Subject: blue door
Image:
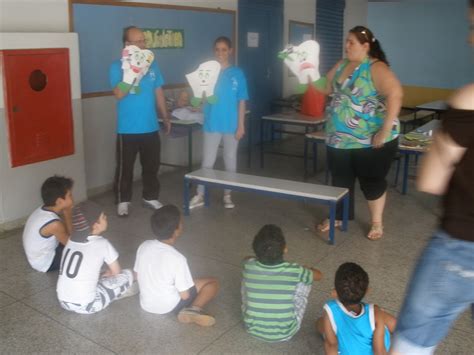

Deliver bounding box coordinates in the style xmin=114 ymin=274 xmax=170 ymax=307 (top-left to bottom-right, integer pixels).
xmin=238 ymin=0 xmax=283 ymax=144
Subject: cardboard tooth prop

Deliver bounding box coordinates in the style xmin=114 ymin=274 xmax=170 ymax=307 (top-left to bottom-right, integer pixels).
xmin=185 ymin=60 xmax=221 ymax=107
xmin=278 ymin=40 xmax=326 ymax=93
xmin=119 ymin=45 xmax=155 ymax=94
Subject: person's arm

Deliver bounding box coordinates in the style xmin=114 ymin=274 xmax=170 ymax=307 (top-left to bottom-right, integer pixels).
xmin=371 ymin=62 xmax=403 ymax=148
xmin=61 ymin=206 xmax=73 ymax=236
xmin=179 ymin=289 xmax=191 ymax=300
xmin=113 ymin=86 xmax=131 ymax=100
xmin=373 ymin=305 xmax=390 ymax=355
xmin=316 ymin=59 xmax=343 ymax=95
xmin=41 ymin=220 xmax=69 ymax=246
xmin=319 ymin=311 xmax=339 ymax=355
xmin=106 ymin=259 xmax=121 ymax=276
xmin=235 ymin=100 xmax=246 ymax=140
xmin=304 ymin=265 xmax=323 ymax=281
xmin=155 ymin=87 xmax=171 ymax=134
xmin=417 ymin=84 xmax=473 ymax=194
xmin=417 ymin=131 xmax=466 ymax=195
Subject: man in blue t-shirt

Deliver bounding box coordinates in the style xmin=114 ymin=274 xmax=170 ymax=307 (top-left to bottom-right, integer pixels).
xmin=109 ymin=26 xmax=171 ymax=217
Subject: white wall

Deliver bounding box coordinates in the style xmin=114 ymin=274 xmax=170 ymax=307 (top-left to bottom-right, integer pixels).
xmin=343 ymin=0 xmax=368 ymax=46
xmin=0 ymin=33 xmax=87 ymax=230
xmin=0 ymin=0 xmax=69 ymax=32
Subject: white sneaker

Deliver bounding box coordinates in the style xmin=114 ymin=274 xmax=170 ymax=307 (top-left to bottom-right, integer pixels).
xmin=189 ymin=194 xmax=204 ymax=209
xmin=142 ymin=199 xmax=163 ymax=210
xmin=223 ymin=194 xmax=235 ymax=209
xmin=117 ymin=202 xmax=130 ymax=217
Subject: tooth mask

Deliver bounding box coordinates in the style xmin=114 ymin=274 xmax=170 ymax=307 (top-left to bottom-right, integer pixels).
xmin=279 ymin=40 xmax=325 ymax=93
xmin=185 ymin=60 xmax=221 ymax=106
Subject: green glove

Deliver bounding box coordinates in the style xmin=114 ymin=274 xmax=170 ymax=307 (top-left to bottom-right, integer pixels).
xmin=191 ymin=97 xmax=202 ymax=107
xmin=312 ymin=76 xmax=327 ymax=90
xmin=296 ymin=83 xmax=308 ymax=94
xmin=206 ymin=95 xmax=218 ymax=105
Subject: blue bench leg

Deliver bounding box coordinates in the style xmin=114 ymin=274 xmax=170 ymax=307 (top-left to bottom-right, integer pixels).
xmin=204 ymin=186 xmax=210 ymax=207
xmin=341 ymin=194 xmax=349 ymax=232
xmin=183 ymin=178 xmax=190 ymax=216
xmin=328 ymin=202 xmax=336 ymax=245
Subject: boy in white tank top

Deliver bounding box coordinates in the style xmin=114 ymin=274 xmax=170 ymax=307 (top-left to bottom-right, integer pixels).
xmin=22 ymin=176 xmax=74 ymax=272
xmin=57 ymin=201 xmax=137 ymax=314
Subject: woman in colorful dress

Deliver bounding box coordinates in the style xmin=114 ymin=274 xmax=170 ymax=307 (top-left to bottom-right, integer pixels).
xmin=317 ymin=26 xmax=403 ymax=240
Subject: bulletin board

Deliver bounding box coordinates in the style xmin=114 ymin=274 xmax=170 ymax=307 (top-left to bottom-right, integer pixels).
xmin=70 ymin=1 xmax=235 ymax=97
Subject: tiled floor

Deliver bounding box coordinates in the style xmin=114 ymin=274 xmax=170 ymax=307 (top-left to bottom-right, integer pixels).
xmin=1 ymin=142 xmax=472 ymax=354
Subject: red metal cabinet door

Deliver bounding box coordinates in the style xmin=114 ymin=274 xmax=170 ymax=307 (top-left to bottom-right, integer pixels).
xmin=1 ymin=48 xmax=74 ymax=167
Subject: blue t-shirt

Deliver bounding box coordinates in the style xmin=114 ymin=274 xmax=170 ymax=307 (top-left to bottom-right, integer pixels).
xmin=109 ymin=59 xmax=165 ymax=134
xmin=203 ymin=66 xmax=249 ymax=134
xmin=324 ymin=300 xmax=391 ymax=355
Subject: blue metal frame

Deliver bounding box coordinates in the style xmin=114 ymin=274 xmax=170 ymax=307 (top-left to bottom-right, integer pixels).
xmin=304 ymin=137 xmax=329 ymax=184
xmin=183 ymin=176 xmax=349 ymax=245
xmin=396 ymin=149 xmax=424 ymax=195
xmin=260 ymin=117 xmax=325 ymax=168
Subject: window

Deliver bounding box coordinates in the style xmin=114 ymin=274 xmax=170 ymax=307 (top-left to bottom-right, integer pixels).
xmin=316 ymin=0 xmax=346 ymax=74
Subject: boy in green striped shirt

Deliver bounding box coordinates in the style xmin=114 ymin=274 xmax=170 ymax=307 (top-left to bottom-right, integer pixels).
xmin=242 ymin=224 xmax=323 ymax=342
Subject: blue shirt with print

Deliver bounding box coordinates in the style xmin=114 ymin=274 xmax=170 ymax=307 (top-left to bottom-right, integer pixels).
xmin=109 ymin=59 xmax=164 ymax=134
xmin=203 ymin=66 xmax=249 ymax=134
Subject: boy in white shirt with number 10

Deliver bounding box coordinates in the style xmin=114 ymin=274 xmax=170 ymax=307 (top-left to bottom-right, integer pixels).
xmin=57 ymin=202 xmax=137 ymax=314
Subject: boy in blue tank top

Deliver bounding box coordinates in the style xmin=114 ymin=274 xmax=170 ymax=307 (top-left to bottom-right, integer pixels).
xmin=317 ymin=262 xmax=396 ymax=355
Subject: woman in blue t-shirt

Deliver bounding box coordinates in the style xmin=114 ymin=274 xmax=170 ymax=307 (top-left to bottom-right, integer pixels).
xmin=189 ymin=36 xmax=249 ymax=210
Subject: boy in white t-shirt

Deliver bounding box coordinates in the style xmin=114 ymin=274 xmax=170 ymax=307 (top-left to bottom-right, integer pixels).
xmin=22 ymin=176 xmax=74 ymax=272
xmin=57 ymin=201 xmax=137 ymax=314
xmin=134 ymin=204 xmax=219 ymax=326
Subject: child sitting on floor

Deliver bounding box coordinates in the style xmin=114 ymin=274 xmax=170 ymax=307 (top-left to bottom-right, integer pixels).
xmin=317 ymin=262 xmax=396 ymax=354
xmin=134 ymin=204 xmax=219 ymax=326
xmin=57 ymin=201 xmax=137 ymax=314
xmin=23 ymin=175 xmax=74 ymax=272
xmin=242 ymin=224 xmax=323 ymax=342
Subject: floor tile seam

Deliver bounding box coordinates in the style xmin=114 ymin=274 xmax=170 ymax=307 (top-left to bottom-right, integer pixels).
xmin=18 ymin=300 xmax=118 ymax=354
xmin=312 ymin=236 xmax=351 ymax=265
xmin=185 ymin=252 xmax=243 ymax=269
xmin=15 ymin=284 xmax=57 ymax=302
xmin=0 ymin=298 xmax=20 ymax=310
xmin=196 ymin=320 xmax=242 ymax=354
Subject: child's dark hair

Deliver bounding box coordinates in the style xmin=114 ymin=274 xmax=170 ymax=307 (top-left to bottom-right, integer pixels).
xmin=214 ymin=36 xmax=232 ymax=49
xmin=252 ymin=224 xmax=286 ymax=265
xmin=335 ymin=262 xmax=369 ymax=305
xmin=41 ymin=176 xmax=73 ymax=207
xmin=150 ymin=204 xmax=181 ymax=240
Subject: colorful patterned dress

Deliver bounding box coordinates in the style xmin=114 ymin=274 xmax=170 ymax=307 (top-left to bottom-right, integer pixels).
xmin=325 ymin=57 xmax=399 ymax=149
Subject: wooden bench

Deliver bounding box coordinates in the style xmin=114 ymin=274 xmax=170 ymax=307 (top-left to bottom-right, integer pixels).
xmin=183 ymin=169 xmax=349 ymax=244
